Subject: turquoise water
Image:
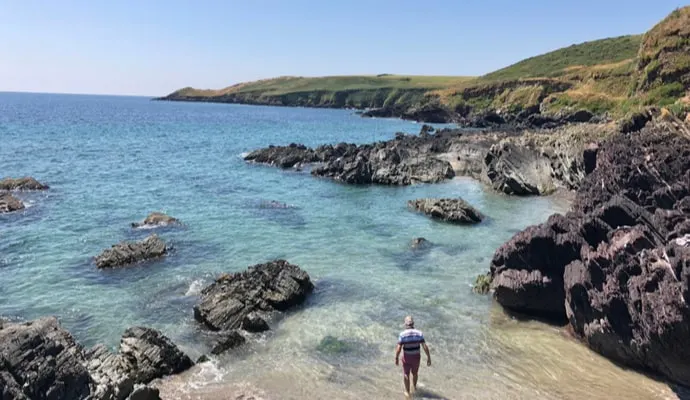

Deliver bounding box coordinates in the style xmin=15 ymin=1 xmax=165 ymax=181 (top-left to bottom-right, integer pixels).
xmin=0 ymin=93 xmax=681 ymax=399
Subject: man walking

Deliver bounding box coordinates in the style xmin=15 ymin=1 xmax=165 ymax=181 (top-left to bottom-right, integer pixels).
xmin=395 ymin=316 xmax=431 ymax=397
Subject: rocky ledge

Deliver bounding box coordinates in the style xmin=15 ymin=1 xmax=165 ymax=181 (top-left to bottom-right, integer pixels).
xmin=131 ymin=212 xmax=181 ymax=228
xmin=488 ymin=118 xmax=690 ymax=386
xmin=0 ymin=317 xmax=193 ymax=400
xmin=0 ymin=176 xmax=49 ymax=191
xmin=194 ymin=260 xmax=313 ymax=353
xmin=244 ymin=122 xmax=614 ymax=195
xmin=408 ymin=198 xmax=484 ymax=224
xmin=0 ymin=193 xmax=25 ymax=213
xmin=95 ymin=234 xmax=167 ymax=269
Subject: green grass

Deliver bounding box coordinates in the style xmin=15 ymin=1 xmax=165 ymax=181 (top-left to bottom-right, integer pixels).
xmin=481 ymin=35 xmax=642 ymax=82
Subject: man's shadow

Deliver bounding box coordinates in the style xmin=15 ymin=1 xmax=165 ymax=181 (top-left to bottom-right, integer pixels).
xmin=410 ymin=387 xmax=449 ymax=400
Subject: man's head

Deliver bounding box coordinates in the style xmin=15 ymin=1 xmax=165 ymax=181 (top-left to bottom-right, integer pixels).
xmin=404 ymin=315 xmax=414 ymax=329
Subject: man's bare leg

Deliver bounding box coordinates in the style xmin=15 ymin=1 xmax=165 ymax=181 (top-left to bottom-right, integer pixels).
xmin=403 ymin=373 xmax=411 ymax=397
xmin=412 ymin=371 xmax=418 ymax=391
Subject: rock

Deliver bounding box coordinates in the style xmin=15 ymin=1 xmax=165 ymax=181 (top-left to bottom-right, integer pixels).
xmin=408 ymin=198 xmax=483 ymax=224
xmin=316 ymin=335 xmax=352 ymax=354
xmin=243 ymin=143 xmax=320 ymax=168
xmin=95 ymin=234 xmax=167 ymax=269
xmin=210 ymin=330 xmax=246 ymax=355
xmin=484 ymin=141 xmax=555 ymax=195
xmin=360 ymin=107 xmax=396 ymax=119
xmin=0 ymin=193 xmax=25 ymax=213
xmin=410 ymin=237 xmax=432 ymax=251
xmin=0 ymin=176 xmax=49 ymax=191
xmin=583 ymin=143 xmax=599 ymax=174
xmin=131 ymin=212 xmax=180 ymax=228
xmin=241 ymin=312 xmax=270 ymax=332
xmin=565 ymin=109 xmax=593 ymax=123
xmin=488 ymin=123 xmax=690 ymax=386
xmin=194 ymin=260 xmax=314 ymax=332
xmin=490 ymin=213 xmax=584 ymax=319
xmin=618 ymin=110 xmax=652 ymax=133
xmin=0 ymin=317 xmax=94 ymax=400
xmin=127 ymin=385 xmax=161 ymax=400
xmin=87 ymin=327 xmax=193 ymax=399
xmin=196 ymin=355 xmax=211 ymax=363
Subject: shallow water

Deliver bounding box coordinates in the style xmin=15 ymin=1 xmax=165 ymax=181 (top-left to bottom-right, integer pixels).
xmin=0 ymin=93 xmax=685 ymax=399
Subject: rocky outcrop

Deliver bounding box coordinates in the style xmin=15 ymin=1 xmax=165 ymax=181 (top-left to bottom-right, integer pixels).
xmin=0 ymin=193 xmax=24 ymax=213
xmin=95 ymin=234 xmax=167 ymax=269
xmin=408 ymin=198 xmax=484 ymax=224
xmin=488 ymin=121 xmax=690 ymax=386
xmin=131 ymin=212 xmax=180 ymax=228
xmin=0 ymin=177 xmax=49 ymax=191
xmin=0 ymin=318 xmax=189 ymax=400
xmin=194 ymin=260 xmax=313 ymax=333
xmin=484 ymin=141 xmax=555 ymax=195
xmin=0 ymin=317 xmax=93 ymax=400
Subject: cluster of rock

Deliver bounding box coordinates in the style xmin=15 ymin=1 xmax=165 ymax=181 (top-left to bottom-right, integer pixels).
xmin=244 ymin=122 xmax=612 ymax=196
xmin=488 ymin=121 xmax=690 ymax=386
xmin=131 ymin=212 xmax=180 ymax=228
xmin=408 ymin=198 xmax=483 ymax=224
xmin=0 ymin=317 xmax=193 ymax=400
xmin=193 ymin=260 xmax=314 ymax=354
xmin=0 ymin=176 xmax=49 ymax=214
xmin=245 ymin=128 xmax=458 ymax=185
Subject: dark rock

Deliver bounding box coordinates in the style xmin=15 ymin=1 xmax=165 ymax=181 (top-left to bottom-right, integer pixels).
xmin=119 ymin=327 xmax=194 ymax=383
xmin=210 ymin=330 xmax=246 ymax=355
xmin=127 ymin=385 xmax=161 ymax=400
xmin=360 ymin=107 xmax=396 ymax=119
xmin=0 ymin=317 xmax=93 ymax=400
xmin=583 ymin=143 xmax=599 ymax=174
xmin=565 ymin=110 xmax=593 ymax=123
xmin=241 ymin=312 xmax=270 ymax=332
xmin=401 ymin=102 xmax=454 ymax=123
xmin=95 ymin=234 xmax=167 ymax=269
xmin=131 ymin=212 xmax=180 ymax=228
xmin=316 ymin=335 xmax=353 ymax=354
xmin=489 ymin=123 xmax=690 ymax=386
xmin=0 ymin=193 xmax=25 ymax=213
xmin=196 ymin=355 xmax=211 ymax=363
xmin=0 ymin=176 xmax=49 ymax=191
xmin=243 ymin=143 xmax=320 ymax=168
xmin=408 ymin=198 xmax=483 ymax=224
xmin=193 ymin=260 xmax=313 ymax=332
xmin=410 ymin=237 xmax=432 ymax=251
xmin=618 ymin=110 xmax=652 ymax=133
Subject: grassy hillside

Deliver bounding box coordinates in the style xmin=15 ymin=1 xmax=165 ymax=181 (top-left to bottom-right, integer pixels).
xmin=481 ymin=35 xmax=642 ymax=82
xmin=161 ymin=6 xmax=690 ymax=120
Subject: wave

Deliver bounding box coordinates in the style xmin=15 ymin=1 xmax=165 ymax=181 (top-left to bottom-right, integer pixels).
xmin=185 ymin=279 xmax=205 ymax=296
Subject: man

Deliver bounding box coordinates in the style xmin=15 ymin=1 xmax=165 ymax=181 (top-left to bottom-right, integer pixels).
xmin=395 ymin=316 xmax=431 ymax=397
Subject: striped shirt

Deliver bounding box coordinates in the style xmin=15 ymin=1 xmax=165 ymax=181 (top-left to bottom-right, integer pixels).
xmin=398 ymin=328 xmax=425 ymax=355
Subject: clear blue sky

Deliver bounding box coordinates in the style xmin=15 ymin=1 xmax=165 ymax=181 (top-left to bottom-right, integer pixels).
xmin=0 ymin=0 xmax=684 ymax=96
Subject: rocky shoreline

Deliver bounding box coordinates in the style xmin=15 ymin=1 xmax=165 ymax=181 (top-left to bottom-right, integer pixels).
xmin=487 ymin=116 xmax=690 ymax=386
xmin=244 ymin=121 xmax=615 ymax=196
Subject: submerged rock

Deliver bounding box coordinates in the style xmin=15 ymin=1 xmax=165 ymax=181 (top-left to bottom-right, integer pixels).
xmin=473 ymin=274 xmax=492 ymax=295
xmin=410 ymin=237 xmax=432 ymax=251
xmin=317 ymin=335 xmax=353 ymax=354
xmin=210 ymin=330 xmax=246 ymax=355
xmin=95 ymin=234 xmax=167 ymax=269
xmin=193 ymin=260 xmax=313 ymax=332
xmin=0 ymin=176 xmax=49 ymax=191
xmin=0 ymin=193 xmax=25 ymax=213
xmin=487 ymin=123 xmax=690 ymax=386
xmin=408 ymin=198 xmax=483 ymax=224
xmin=131 ymin=212 xmax=180 ymax=228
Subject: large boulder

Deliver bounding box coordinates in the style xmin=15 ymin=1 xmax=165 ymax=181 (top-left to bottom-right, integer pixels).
xmin=131 ymin=212 xmax=180 ymax=228
xmin=484 ymin=141 xmax=555 ymax=195
xmin=408 ymin=198 xmax=483 ymax=224
xmin=0 ymin=317 xmax=94 ymax=400
xmin=194 ymin=260 xmax=313 ymax=332
xmin=0 ymin=193 xmax=25 ymax=213
xmin=488 ymin=122 xmax=690 ymax=386
xmin=243 ymin=143 xmax=320 ymax=168
xmin=0 ymin=176 xmax=49 ymax=191
xmin=95 ymin=234 xmax=167 ymax=269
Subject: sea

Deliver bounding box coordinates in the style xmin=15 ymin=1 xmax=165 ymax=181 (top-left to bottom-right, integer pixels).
xmin=0 ymin=92 xmax=685 ymax=399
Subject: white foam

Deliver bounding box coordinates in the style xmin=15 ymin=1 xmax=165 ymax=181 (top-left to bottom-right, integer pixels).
xmin=185 ymin=279 xmax=205 ymax=296
xmin=239 ymin=151 xmax=250 ymax=158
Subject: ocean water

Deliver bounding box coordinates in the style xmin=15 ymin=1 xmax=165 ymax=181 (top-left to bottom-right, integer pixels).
xmin=0 ymin=93 xmax=684 ymax=399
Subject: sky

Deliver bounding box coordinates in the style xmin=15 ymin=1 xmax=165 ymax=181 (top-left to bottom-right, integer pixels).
xmin=0 ymin=0 xmax=684 ymax=96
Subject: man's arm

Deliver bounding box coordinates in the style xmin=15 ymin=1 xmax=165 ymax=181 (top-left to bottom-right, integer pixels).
xmin=395 ymin=343 xmax=402 ymax=365
xmin=422 ymin=343 xmax=431 ymax=366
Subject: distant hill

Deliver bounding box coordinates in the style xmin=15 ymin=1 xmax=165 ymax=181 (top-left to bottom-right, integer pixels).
xmin=159 ymin=6 xmax=690 ymax=121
